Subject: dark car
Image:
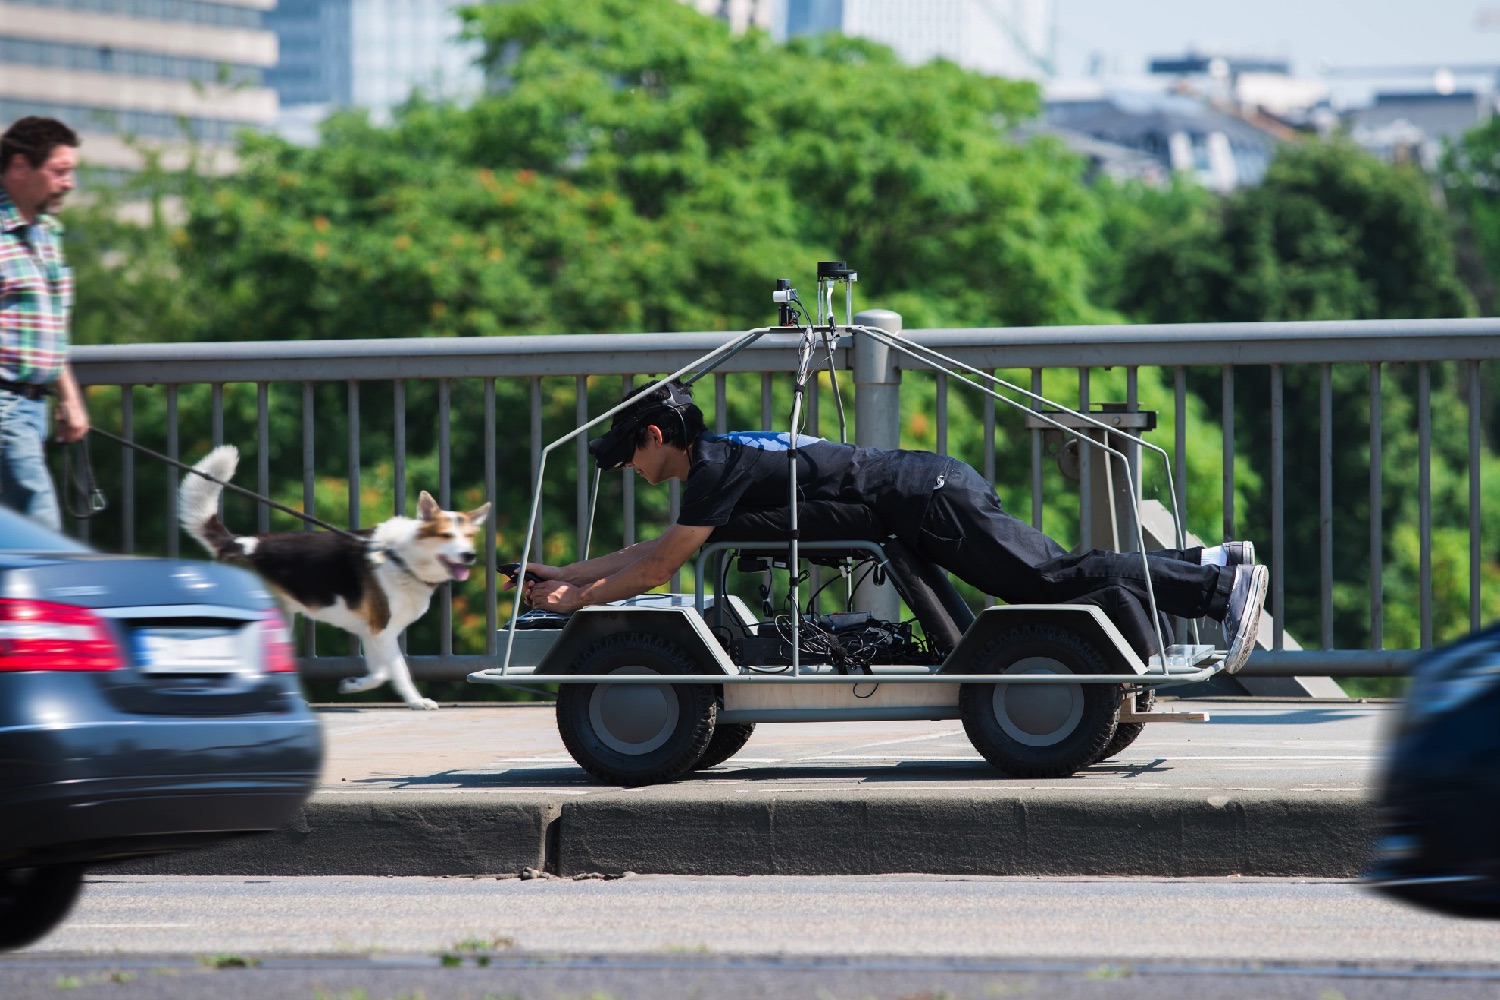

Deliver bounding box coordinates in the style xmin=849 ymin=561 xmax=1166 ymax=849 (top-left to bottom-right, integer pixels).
xmin=0 ymin=507 xmax=323 ymax=950
xmin=1368 ymin=622 xmax=1500 ymax=918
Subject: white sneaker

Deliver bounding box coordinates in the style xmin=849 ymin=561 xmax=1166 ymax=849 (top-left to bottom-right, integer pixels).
xmin=1221 ymin=564 xmax=1268 ymax=674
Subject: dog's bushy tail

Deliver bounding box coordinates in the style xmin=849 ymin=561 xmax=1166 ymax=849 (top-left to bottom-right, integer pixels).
xmin=179 ymin=445 xmax=240 ymax=556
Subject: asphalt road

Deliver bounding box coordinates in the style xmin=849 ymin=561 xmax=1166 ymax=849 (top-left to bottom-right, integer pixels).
xmin=9 ymin=874 xmax=1500 ymax=1000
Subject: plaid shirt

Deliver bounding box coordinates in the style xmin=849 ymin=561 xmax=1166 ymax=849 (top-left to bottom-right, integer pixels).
xmin=0 ymin=189 xmax=71 ymax=384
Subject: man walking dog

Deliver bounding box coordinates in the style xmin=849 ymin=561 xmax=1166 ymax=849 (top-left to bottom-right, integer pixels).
xmin=0 ymin=117 xmax=90 ymax=530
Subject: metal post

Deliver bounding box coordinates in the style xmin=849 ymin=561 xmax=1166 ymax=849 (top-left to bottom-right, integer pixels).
xmin=852 ymin=308 xmax=902 ymax=622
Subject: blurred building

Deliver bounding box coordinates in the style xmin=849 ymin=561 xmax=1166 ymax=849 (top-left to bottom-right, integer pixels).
xmin=266 ymin=0 xmax=485 ymax=141
xmin=684 ymin=0 xmax=782 ymax=35
xmin=1044 ymin=90 xmax=1282 ymax=192
xmin=0 ymin=0 xmax=280 ymax=177
xmin=789 ymin=0 xmax=1054 ymax=80
xmin=1345 ymin=90 xmax=1494 ymax=169
xmin=772 ymin=0 xmax=1055 ymax=80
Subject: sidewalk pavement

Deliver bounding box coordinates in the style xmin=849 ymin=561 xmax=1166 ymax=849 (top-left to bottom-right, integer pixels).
xmin=111 ymin=698 xmax=1390 ymax=879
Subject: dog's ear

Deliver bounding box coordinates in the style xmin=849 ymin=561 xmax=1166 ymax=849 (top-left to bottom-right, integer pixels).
xmin=467 ymin=502 xmax=491 ymax=526
xmin=417 ymin=491 xmax=439 ymax=521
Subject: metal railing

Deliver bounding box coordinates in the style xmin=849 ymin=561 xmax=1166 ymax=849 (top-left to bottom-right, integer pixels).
xmin=69 ymin=315 xmax=1500 ymax=681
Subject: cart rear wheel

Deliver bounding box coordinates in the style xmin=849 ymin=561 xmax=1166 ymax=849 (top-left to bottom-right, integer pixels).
xmin=695 ymin=722 xmax=756 ymax=770
xmin=1095 ymin=721 xmax=1145 ymax=762
xmin=556 ymin=632 xmax=717 ymax=787
xmin=959 ymin=624 xmax=1120 ymax=779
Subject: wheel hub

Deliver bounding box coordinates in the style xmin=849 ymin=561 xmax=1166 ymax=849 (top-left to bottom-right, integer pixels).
xmin=589 ymin=666 xmax=679 ymax=755
xmin=993 ymin=656 xmax=1084 ymax=747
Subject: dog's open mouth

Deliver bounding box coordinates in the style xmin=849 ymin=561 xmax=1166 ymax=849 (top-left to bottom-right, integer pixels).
xmin=440 ymin=557 xmax=472 ymax=582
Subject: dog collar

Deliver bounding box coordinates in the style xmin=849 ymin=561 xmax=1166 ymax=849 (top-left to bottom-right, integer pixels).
xmin=379 ymin=547 xmax=446 ymax=588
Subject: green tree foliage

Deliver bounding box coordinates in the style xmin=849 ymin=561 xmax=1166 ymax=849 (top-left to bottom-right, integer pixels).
xmin=1102 ymin=140 xmax=1470 ymax=323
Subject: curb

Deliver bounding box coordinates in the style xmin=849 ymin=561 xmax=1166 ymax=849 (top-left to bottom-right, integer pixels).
xmin=105 ymin=789 xmax=1374 ymax=879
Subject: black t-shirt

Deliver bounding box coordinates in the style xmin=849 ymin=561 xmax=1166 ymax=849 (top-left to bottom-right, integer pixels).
xmin=677 ymin=432 xmax=951 ymax=529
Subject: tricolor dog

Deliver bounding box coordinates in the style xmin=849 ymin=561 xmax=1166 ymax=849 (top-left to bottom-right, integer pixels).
xmin=178 ymin=445 xmax=490 ymax=710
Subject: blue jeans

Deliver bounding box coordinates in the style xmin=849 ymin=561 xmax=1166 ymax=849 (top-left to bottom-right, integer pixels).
xmin=0 ymin=391 xmax=59 ymax=531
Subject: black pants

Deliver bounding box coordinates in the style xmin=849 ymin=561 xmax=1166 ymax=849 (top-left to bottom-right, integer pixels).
xmin=884 ymin=461 xmax=1235 ymax=631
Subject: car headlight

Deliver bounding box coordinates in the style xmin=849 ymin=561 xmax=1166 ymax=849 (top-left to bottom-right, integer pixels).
xmin=1407 ymin=629 xmax=1500 ymax=720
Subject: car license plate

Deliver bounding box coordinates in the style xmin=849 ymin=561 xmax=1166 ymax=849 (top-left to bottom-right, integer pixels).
xmin=137 ymin=628 xmax=243 ymax=674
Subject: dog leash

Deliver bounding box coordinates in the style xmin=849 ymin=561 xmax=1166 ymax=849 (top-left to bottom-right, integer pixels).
xmin=86 ymin=427 xmax=369 ymax=544
xmin=83 ymin=429 xmax=452 ymax=587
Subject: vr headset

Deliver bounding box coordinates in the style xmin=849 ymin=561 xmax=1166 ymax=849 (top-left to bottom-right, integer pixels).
xmin=587 ymin=381 xmax=694 ymax=471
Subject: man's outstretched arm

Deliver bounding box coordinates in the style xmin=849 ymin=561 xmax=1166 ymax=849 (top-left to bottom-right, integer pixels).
xmin=527 ymin=523 xmax=713 ymax=613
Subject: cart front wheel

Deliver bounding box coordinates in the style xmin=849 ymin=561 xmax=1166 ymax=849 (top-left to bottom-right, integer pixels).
xmin=960 ymin=624 xmax=1120 ymax=779
xmin=556 ymin=632 xmax=717 ymax=787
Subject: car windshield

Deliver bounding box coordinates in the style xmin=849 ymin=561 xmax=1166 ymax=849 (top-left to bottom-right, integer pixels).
xmin=0 ymin=506 xmax=92 ymax=553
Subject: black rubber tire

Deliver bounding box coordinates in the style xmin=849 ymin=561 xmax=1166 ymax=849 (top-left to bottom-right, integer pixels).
xmin=959 ymin=624 xmax=1121 ymax=779
xmin=0 ymin=864 xmax=85 ymax=951
xmin=556 ymin=632 xmax=717 ymax=787
xmin=1095 ymin=721 xmax=1145 ymax=762
xmin=695 ymin=722 xmax=756 ymax=770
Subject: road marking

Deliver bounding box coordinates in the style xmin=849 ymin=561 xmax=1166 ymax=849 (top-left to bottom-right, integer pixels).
xmin=66 ymin=923 xmax=193 ymax=929
xmin=316 ymin=788 xmax=592 ymax=795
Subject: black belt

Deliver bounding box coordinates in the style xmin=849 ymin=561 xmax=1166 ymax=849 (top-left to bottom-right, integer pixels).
xmin=0 ymin=379 xmax=53 ymax=400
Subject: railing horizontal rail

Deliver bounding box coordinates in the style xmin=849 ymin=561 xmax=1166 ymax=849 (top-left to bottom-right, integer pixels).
xmin=72 ymin=318 xmax=1500 ymax=384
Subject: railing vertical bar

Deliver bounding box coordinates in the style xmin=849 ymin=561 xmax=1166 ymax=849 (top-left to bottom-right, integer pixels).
xmin=1222 ymin=366 xmax=1235 ymax=542
xmin=1126 ymin=366 xmax=1140 ymax=507
xmin=393 ymin=380 xmax=406 ymax=516
xmin=1320 ymin=363 xmax=1333 ymax=650
xmin=715 ymin=373 xmax=728 ymax=435
xmin=1471 ymin=359 xmax=1483 ymax=632
xmin=121 ymin=386 xmax=134 ymax=554
xmin=530 ymin=377 xmax=543 ymax=555
xmin=302 ymin=382 xmax=315 ymax=656
xmin=256 ymin=383 xmax=269 ymax=534
xmin=437 ymin=380 xmax=451 ymax=508
xmin=211 ymin=383 xmax=223 ymax=447
xmin=982 ymin=369 xmax=996 ymax=485
xmin=1173 ymin=367 xmax=1186 ymax=544
xmin=439 ymin=378 xmax=452 ymax=657
xmin=485 ymin=378 xmax=497 ymax=655
xmin=1419 ymin=362 xmax=1432 ymax=648
xmin=1270 ymin=364 xmax=1284 ymax=650
xmin=301 ymin=383 xmax=315 ymax=526
xmin=669 ymin=475 xmax=682 ymax=594
xmin=622 ymin=375 xmax=636 ymax=547
xmin=1030 ymin=368 xmax=1043 ymax=531
xmin=1370 ymin=363 xmax=1383 ymax=650
xmin=1078 ymin=367 xmax=1091 ymax=551
xmin=347 ymin=380 xmax=360 ymax=656
xmin=936 ymin=371 xmax=948 ymax=455
xmin=391 ymin=380 xmax=407 ymax=695
xmin=347 ymin=381 xmax=360 ymax=529
xmin=1172 ymin=365 xmax=1189 ymax=642
xmin=576 ymin=375 xmax=589 ymax=560
xmin=981 ymin=369 xmax=997 ymax=607
xmin=166 ymin=385 xmax=179 ymax=559
xmin=809 ymin=368 xmax=819 ymax=436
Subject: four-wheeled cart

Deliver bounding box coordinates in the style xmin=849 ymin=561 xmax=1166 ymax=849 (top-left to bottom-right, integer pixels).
xmin=471 ymin=263 xmax=1228 ymax=786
